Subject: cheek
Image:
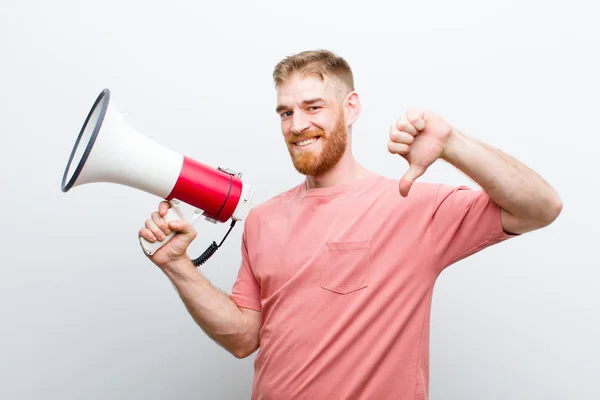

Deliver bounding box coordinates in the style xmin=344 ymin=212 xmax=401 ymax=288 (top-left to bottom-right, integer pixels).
xmin=281 ymin=122 xmax=291 ymax=137
xmin=313 ymin=112 xmax=337 ymax=131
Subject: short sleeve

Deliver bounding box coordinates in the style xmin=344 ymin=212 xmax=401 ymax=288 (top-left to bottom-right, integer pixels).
xmin=230 ymin=217 xmax=262 ymax=312
xmin=431 ymin=184 xmax=519 ymax=271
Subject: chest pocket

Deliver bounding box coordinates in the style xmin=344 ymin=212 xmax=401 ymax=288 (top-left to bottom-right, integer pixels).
xmin=320 ymin=240 xmax=371 ymax=295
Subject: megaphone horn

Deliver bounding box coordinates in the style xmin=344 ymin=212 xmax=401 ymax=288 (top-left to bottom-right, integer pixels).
xmin=61 ymin=88 xmax=256 ymax=264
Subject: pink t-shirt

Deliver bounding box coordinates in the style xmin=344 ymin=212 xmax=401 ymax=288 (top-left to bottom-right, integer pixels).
xmin=231 ymin=174 xmax=517 ymax=400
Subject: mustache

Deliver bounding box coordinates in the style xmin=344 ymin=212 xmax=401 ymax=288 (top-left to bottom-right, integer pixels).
xmin=287 ymin=129 xmax=325 ymax=144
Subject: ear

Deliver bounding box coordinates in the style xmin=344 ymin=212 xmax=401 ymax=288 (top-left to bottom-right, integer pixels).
xmin=343 ymin=91 xmax=361 ymax=126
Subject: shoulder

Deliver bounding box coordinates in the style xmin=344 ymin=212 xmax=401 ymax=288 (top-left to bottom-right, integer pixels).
xmin=376 ymin=176 xmax=486 ymax=201
xmin=368 ymin=177 xmax=493 ymax=221
xmin=242 ymin=181 xmax=303 ymax=227
xmin=372 ymin=175 xmax=445 ymax=205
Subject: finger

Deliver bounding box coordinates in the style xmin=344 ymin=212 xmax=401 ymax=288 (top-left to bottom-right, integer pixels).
xmin=389 ymin=128 xmax=415 ymax=145
xmin=139 ymin=227 xmax=157 ymax=243
xmin=145 ymin=218 xmax=165 ymax=241
xmin=395 ymin=118 xmax=419 ymax=136
xmin=406 ymin=110 xmax=425 ymax=131
xmin=388 ymin=141 xmax=410 ymax=155
xmin=159 ymin=201 xmax=170 ymax=217
xmin=152 ymin=211 xmax=170 ymax=235
xmin=169 ymin=220 xmax=197 ymax=241
xmin=399 ymin=165 xmax=427 ymax=197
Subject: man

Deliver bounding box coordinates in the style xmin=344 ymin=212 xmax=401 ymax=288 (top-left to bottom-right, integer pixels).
xmin=139 ymin=49 xmax=562 ymax=399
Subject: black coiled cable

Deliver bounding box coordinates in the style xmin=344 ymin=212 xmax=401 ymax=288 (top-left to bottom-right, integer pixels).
xmin=191 ymin=220 xmax=237 ymax=267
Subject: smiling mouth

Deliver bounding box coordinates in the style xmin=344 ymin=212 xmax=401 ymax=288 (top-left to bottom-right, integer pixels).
xmin=294 ymin=137 xmax=320 ymax=147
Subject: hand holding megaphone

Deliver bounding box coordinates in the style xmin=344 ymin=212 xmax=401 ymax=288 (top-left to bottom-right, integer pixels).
xmin=139 ymin=201 xmax=200 ymax=268
xmin=62 ymin=89 xmax=256 ymax=266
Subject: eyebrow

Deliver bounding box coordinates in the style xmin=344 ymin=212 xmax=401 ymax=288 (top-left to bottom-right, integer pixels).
xmin=276 ymin=97 xmax=326 ymax=114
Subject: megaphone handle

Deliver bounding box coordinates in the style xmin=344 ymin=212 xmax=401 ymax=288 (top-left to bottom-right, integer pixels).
xmin=139 ymin=199 xmax=202 ymax=256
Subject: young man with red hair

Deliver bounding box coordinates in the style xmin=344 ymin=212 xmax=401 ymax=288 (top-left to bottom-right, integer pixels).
xmin=139 ymin=49 xmax=562 ymax=399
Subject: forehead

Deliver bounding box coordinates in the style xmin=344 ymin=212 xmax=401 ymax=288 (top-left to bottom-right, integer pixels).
xmin=276 ymin=74 xmax=339 ymax=106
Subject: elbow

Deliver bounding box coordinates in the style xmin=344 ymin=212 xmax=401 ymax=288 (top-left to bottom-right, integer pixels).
xmin=230 ymin=333 xmax=260 ymax=359
xmin=503 ymin=193 xmax=562 ymax=234
xmin=231 ymin=342 xmax=258 ymax=359
xmin=232 ymin=349 xmax=251 ymax=359
xmin=545 ymin=195 xmax=563 ymax=225
xmin=537 ymin=194 xmax=563 ymax=228
xmin=552 ymin=197 xmax=563 ymax=219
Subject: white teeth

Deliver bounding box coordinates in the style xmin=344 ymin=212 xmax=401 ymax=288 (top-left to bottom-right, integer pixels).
xmin=297 ymin=137 xmax=318 ymax=147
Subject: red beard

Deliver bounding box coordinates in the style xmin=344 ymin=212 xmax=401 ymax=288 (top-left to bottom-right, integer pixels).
xmin=286 ymin=111 xmax=347 ymax=176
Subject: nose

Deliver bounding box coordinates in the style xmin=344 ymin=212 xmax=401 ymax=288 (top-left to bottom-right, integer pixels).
xmin=290 ymin=111 xmax=310 ymax=135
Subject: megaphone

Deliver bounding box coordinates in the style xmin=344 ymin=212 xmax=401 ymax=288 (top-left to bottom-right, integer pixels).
xmin=61 ymin=88 xmax=256 ymax=264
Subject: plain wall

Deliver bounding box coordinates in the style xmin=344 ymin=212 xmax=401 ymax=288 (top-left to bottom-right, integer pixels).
xmin=1 ymin=0 xmax=598 ymax=399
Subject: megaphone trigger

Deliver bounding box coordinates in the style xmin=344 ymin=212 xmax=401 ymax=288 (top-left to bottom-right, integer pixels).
xmin=139 ymin=198 xmax=202 ymax=256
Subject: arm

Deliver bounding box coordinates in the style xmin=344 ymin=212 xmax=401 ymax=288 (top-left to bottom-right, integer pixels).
xmin=162 ymin=258 xmax=261 ymax=359
xmin=441 ymin=129 xmax=563 ymax=234
xmin=139 ymin=201 xmax=261 ymax=359
xmin=389 ymin=109 xmax=563 ymax=235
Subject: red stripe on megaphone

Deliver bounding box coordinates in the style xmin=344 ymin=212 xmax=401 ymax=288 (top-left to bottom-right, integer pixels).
xmin=165 ymin=156 xmax=243 ymax=223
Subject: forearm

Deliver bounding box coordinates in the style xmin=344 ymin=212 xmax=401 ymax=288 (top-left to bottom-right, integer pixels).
xmin=442 ymin=129 xmax=562 ymax=225
xmin=162 ymin=258 xmax=255 ymax=357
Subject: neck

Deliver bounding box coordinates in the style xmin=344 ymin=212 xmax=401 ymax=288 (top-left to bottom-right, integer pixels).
xmin=305 ymin=151 xmax=374 ymax=190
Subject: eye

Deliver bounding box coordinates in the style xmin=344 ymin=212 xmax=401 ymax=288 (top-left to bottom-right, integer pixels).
xmin=308 ymin=106 xmax=321 ymax=111
xmin=280 ymin=111 xmax=292 ymax=118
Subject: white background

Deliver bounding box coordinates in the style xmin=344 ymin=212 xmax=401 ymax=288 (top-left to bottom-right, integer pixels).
xmin=1 ymin=0 xmax=598 ymax=399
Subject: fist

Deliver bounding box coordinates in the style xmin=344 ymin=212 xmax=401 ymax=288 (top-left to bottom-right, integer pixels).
xmin=388 ymin=109 xmax=455 ymax=196
xmin=138 ymin=201 xmax=197 ymax=268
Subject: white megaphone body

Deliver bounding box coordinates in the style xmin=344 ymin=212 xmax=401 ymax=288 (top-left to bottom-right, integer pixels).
xmin=61 ymin=88 xmax=256 ymax=262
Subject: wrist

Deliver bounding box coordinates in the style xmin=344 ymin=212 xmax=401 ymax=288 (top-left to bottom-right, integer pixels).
xmin=441 ymin=128 xmax=467 ymax=165
xmin=162 ymin=257 xmax=197 ymax=282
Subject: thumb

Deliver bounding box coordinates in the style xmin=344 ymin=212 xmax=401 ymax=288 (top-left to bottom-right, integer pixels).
xmin=399 ymin=164 xmax=427 ymax=197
